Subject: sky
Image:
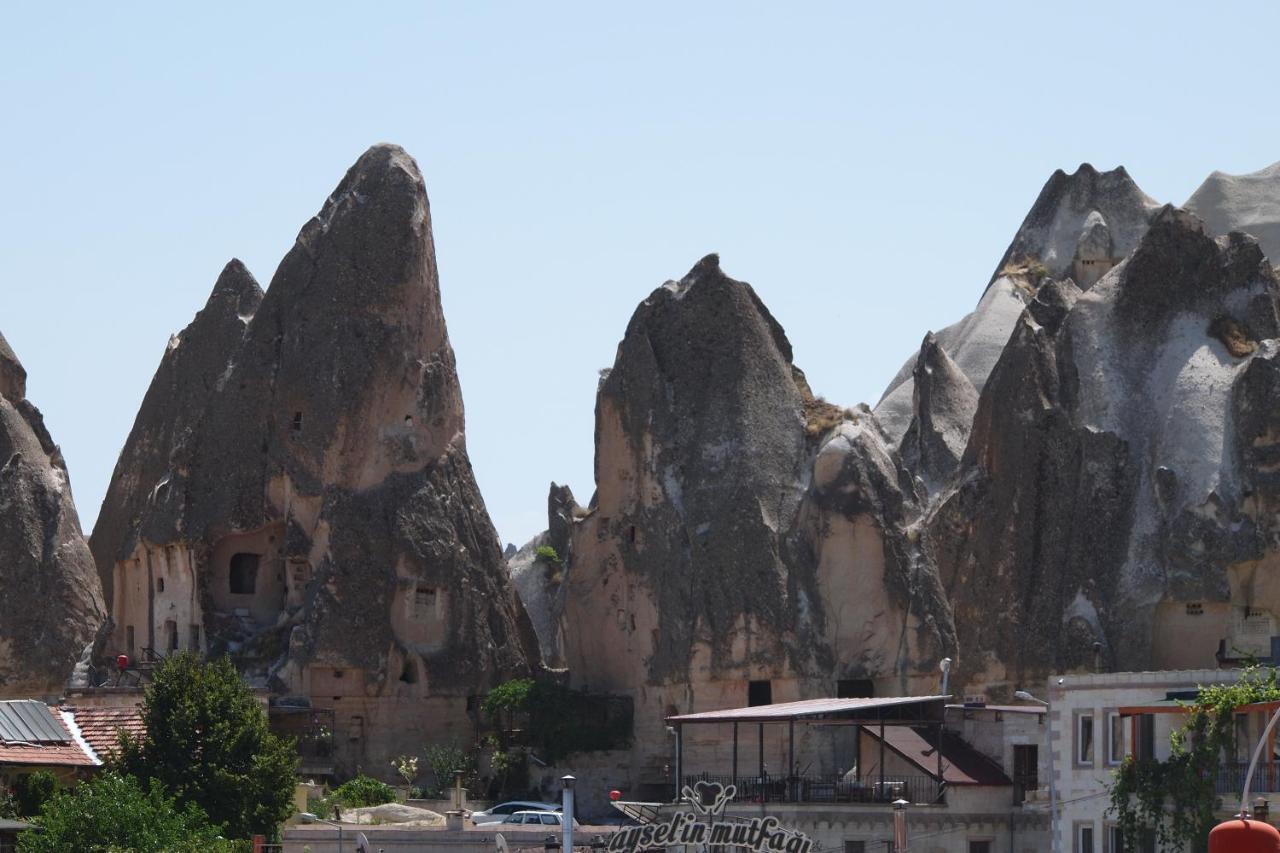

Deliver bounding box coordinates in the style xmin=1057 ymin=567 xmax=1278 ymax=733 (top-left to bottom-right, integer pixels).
xmin=3 ymin=2 xmax=1280 ymax=548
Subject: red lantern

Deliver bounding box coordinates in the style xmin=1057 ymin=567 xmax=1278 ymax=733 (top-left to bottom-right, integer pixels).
xmin=609 ymin=790 xmax=622 ymax=802
xmin=1208 ymin=818 xmax=1280 ymax=853
xmin=116 ymin=654 xmax=129 ymax=671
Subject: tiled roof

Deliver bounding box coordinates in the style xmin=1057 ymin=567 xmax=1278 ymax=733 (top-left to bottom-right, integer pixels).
xmin=62 ymin=706 xmax=145 ymax=762
xmin=0 ymin=708 xmax=95 ymax=768
xmin=869 ymin=725 xmax=1012 ymax=787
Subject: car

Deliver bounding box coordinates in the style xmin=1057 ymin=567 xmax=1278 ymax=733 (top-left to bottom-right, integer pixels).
xmin=470 ymin=801 xmax=561 ymax=825
xmin=501 ymin=810 xmax=580 ymax=828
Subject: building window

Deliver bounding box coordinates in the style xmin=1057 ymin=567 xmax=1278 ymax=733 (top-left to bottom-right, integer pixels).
xmin=156 ymin=576 xmax=165 ymax=593
xmin=1013 ymin=744 xmax=1038 ymax=803
xmin=1185 ymin=602 xmax=1203 ymax=615
xmin=843 ymin=843 xmax=866 ymax=853
xmin=837 ymin=679 xmax=874 ymax=699
xmin=1107 ymin=711 xmax=1124 ymax=764
xmin=292 ymin=411 xmax=303 ymax=432
xmin=229 ymin=553 xmax=260 ymax=594
xmin=165 ymin=620 xmax=178 ymax=652
xmin=968 ymin=841 xmax=992 ymax=853
xmin=189 ymin=624 xmax=200 ymax=651
xmin=1075 ymin=822 xmax=1095 ymax=853
xmin=748 ymin=680 xmax=773 ymax=707
xmin=1076 ymin=712 xmax=1095 ymax=765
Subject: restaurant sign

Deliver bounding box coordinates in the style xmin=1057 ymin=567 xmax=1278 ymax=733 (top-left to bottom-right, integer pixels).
xmin=608 ymin=783 xmax=814 ymax=853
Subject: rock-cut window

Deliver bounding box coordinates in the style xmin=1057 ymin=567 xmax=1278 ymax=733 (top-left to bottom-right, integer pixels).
xmin=229 ymin=553 xmax=260 ymax=595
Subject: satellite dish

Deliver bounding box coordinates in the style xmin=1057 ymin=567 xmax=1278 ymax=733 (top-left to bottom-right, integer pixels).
xmin=496 ymin=833 xmax=509 ymax=853
xmin=355 ymin=831 xmax=371 ymax=852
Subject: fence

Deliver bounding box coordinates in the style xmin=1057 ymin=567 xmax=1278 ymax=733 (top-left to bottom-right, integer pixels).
xmin=680 ymin=772 xmax=944 ymax=805
xmin=1215 ymin=761 xmax=1280 ymax=796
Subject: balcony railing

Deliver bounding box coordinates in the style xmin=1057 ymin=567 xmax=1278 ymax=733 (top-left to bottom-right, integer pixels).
xmin=1215 ymin=762 xmax=1280 ymax=795
xmin=680 ymin=773 xmax=943 ymax=806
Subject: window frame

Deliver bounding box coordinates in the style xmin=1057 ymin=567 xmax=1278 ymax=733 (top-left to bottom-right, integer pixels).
xmin=1106 ymin=710 xmax=1124 ymax=765
xmin=1075 ymin=711 xmax=1096 ymax=767
xmin=1075 ymin=821 xmax=1095 ymax=853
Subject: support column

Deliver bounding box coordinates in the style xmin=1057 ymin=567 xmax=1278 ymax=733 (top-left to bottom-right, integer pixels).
xmin=759 ymin=723 xmax=765 ymax=802
xmin=675 ymin=724 xmax=683 ymax=803
xmin=788 ymin=720 xmax=795 ymax=802
xmin=732 ymin=723 xmax=739 ymax=790
xmin=879 ymin=720 xmax=886 ymax=799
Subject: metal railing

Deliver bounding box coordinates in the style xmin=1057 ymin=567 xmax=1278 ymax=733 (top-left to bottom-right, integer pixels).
xmin=1216 ymin=761 xmax=1280 ymax=795
xmin=680 ymin=773 xmax=943 ymax=805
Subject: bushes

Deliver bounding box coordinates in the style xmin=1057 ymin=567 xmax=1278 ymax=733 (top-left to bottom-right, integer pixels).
xmin=329 ymin=774 xmax=396 ymax=808
xmin=483 ymin=678 xmax=632 ymax=763
xmin=13 ymin=771 xmax=56 ymax=818
xmin=16 ymin=772 xmax=237 ymax=853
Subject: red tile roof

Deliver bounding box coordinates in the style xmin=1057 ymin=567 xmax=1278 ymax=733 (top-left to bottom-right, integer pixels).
xmin=0 ymin=709 xmax=95 ymax=768
xmin=62 ymin=706 xmax=145 ymax=762
xmin=869 ymin=726 xmax=1012 ymax=786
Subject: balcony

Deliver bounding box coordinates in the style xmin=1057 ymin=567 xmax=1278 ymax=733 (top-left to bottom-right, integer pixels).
xmin=1215 ymin=762 xmax=1280 ymax=796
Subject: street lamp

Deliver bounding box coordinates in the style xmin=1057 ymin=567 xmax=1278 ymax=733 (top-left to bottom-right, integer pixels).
xmin=299 ymin=811 xmax=344 ymax=852
xmin=1014 ymin=690 xmax=1057 ymax=853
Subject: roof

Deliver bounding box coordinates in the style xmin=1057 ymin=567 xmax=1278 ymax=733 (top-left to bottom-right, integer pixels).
xmin=0 ymin=818 xmax=35 ymax=831
xmin=0 ymin=700 xmax=69 ymax=743
xmin=667 ymin=696 xmax=950 ymax=724
xmin=869 ymin=726 xmax=1012 ymax=787
xmin=0 ymin=707 xmax=95 ymax=768
xmin=946 ymin=704 xmax=1046 ymax=715
xmin=63 ymin=706 xmax=145 ymax=761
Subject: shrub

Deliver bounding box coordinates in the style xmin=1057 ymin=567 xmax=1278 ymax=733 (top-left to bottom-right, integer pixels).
xmin=422 ymin=741 xmax=478 ymax=798
xmin=17 ymin=772 xmax=235 ymax=853
xmin=534 ymin=545 xmax=561 ymax=564
xmin=329 ymin=775 xmax=396 ymax=808
xmin=13 ymin=771 xmax=56 ymax=818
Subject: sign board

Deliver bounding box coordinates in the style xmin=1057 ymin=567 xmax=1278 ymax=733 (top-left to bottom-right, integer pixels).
xmin=607 ymin=782 xmax=815 ymax=853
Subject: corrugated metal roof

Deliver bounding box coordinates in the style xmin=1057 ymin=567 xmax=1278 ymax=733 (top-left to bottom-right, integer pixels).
xmin=667 ymin=695 xmax=950 ymax=723
xmin=0 ymin=700 xmax=70 ymax=744
xmin=869 ymin=726 xmax=1012 ymax=787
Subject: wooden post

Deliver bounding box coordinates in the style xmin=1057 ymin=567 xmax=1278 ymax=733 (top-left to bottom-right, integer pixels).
xmin=879 ymin=720 xmax=886 ymax=798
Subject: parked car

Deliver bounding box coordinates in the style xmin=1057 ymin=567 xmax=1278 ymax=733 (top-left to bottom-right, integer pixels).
xmin=470 ymin=801 xmax=560 ymax=825
xmin=502 ymin=810 xmax=580 ymax=828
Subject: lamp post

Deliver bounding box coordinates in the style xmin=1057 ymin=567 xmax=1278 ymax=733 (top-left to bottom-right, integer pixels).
xmin=299 ymin=811 xmax=343 ymax=853
xmin=562 ymin=775 xmax=576 ymax=853
xmin=1014 ymin=690 xmax=1056 ymax=853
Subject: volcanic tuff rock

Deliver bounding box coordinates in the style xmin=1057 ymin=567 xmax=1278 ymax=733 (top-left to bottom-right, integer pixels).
xmin=0 ymin=332 xmax=106 ymax=698
xmin=551 ymin=254 xmax=955 ymax=778
xmin=1187 ymin=160 xmax=1280 ymax=265
xmin=899 ymin=332 xmax=978 ymax=494
xmin=91 ymin=145 xmax=539 ymax=705
xmin=875 ymin=165 xmax=1162 ymax=445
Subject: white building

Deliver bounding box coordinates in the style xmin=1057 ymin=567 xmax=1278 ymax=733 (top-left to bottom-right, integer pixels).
xmin=1045 ymin=669 xmax=1245 ymax=853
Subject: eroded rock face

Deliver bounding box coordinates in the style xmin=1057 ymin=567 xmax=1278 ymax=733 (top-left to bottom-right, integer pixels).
xmin=899 ymin=333 xmax=978 ymax=494
xmin=91 ymin=145 xmax=539 ymax=762
xmin=0 ymin=332 xmax=106 ymax=697
xmin=557 ymin=255 xmax=955 ymax=780
xmin=934 ymin=207 xmax=1280 ymax=693
xmin=1187 ymin=161 xmax=1280 ymax=265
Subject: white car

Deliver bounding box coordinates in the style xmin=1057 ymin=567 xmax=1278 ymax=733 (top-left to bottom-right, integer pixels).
xmin=470 ymin=801 xmax=560 ymax=825
xmin=502 ymin=810 xmax=580 ymax=828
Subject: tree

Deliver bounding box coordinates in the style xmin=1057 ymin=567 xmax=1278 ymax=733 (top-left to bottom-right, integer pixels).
xmin=115 ymin=652 xmax=297 ymax=840
xmin=17 ymin=772 xmax=234 ymax=853
xmin=1110 ymin=665 xmax=1280 ymax=850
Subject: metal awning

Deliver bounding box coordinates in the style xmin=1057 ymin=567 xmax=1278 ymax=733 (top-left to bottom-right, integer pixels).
xmin=666 ymin=695 xmax=950 ymax=724
xmin=0 ymin=701 xmax=69 ymax=744
xmin=611 ymin=801 xmax=662 ymax=825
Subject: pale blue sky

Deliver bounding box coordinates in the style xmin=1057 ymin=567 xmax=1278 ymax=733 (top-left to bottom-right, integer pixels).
xmin=3 ymin=2 xmax=1280 ymax=546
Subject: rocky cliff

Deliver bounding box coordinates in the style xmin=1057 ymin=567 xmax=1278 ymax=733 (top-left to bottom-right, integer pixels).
xmin=91 ymin=145 xmax=539 ymax=710
xmin=0 ymin=332 xmax=106 ymax=697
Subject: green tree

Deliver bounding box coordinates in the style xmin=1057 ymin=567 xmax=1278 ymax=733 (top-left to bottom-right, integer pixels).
xmin=328 ymin=775 xmax=396 ymax=808
xmin=17 ymin=772 xmax=235 ymax=853
xmin=114 ymin=652 xmax=297 ymax=840
xmin=12 ymin=771 xmax=56 ymax=817
xmin=1110 ymin=665 xmax=1280 ymax=850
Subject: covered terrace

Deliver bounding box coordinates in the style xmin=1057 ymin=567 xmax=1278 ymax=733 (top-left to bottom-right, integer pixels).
xmin=667 ymin=695 xmax=987 ymax=806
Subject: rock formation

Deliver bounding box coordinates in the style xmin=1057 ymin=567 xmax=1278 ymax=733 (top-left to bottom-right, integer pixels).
xmin=1187 ymin=160 xmax=1280 ymax=265
xmin=91 ymin=144 xmax=540 ymax=769
xmin=0 ymin=332 xmax=106 ymax=698
xmin=550 ymin=255 xmax=956 ymax=789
